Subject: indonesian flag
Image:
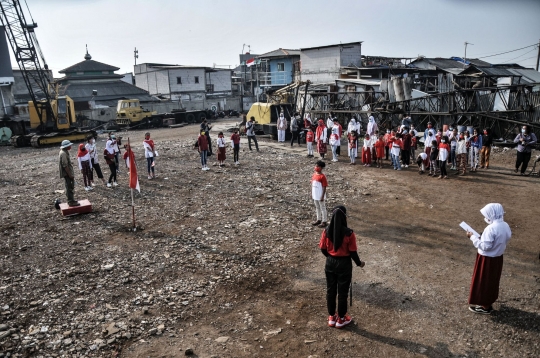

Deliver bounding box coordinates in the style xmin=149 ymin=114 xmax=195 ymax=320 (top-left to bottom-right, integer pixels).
xmin=127 ymin=146 xmax=140 ymax=192
xmin=246 ymin=58 xmax=255 ymax=67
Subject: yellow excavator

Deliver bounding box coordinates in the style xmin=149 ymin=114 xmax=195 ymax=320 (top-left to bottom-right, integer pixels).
xmin=1 ymin=0 xmax=96 ymax=147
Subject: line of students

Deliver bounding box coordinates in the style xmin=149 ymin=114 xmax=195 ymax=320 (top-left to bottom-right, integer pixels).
xmin=195 ymin=128 xmax=242 ymax=170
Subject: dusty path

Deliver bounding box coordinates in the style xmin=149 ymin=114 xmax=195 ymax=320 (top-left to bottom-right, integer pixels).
xmin=0 ymin=121 xmax=538 ymax=357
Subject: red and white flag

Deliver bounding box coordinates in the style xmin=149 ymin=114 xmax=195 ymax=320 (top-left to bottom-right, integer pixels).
xmin=127 ymin=146 xmax=140 ymax=192
xmin=246 ymin=58 xmax=255 ymax=67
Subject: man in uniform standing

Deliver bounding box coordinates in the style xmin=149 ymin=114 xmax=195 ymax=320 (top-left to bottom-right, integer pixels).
xmin=59 ymin=140 xmax=80 ymax=207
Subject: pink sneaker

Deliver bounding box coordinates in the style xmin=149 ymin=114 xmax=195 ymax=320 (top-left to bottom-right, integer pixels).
xmin=335 ymin=314 xmax=352 ymax=329
xmin=328 ymin=314 xmax=337 ymax=327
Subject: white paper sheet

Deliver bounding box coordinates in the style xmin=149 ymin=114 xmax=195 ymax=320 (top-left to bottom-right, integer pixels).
xmin=460 ymin=221 xmax=481 ymax=238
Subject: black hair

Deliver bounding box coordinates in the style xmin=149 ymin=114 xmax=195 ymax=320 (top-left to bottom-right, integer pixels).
xmin=431 ymin=140 xmax=438 ymax=146
xmin=523 ymin=125 xmax=531 ymax=134
xmin=218 ymin=131 xmax=223 ymax=136
xmin=250 ymin=116 xmax=255 ymax=120
xmin=316 ymin=160 xmax=326 ymax=169
xmin=442 ymin=135 xmax=449 ymax=142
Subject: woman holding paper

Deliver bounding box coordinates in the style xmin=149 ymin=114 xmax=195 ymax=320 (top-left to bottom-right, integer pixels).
xmin=467 ymin=203 xmax=511 ymax=314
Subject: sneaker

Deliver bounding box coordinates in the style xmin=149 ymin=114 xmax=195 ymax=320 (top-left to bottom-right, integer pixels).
xmin=367 ymin=164 xmax=371 ymax=167
xmin=113 ymin=182 xmax=118 ymax=186
xmin=404 ymin=165 xmax=408 ymax=168
xmin=335 ymin=314 xmax=352 ymax=329
xmin=84 ymin=186 xmax=91 ymax=191
xmin=90 ymin=182 xmax=96 ymax=187
xmin=328 ymin=314 xmax=337 ymax=327
xmin=87 ymin=186 xmax=94 ymax=191
xmin=468 ymin=306 xmax=493 ymax=315
xmin=107 ymin=182 xmax=112 ymax=188
xmin=311 ymin=220 xmax=321 ymax=226
xmin=148 ymin=175 xmax=153 ymax=179
xmin=201 ymin=168 xmax=205 ymax=171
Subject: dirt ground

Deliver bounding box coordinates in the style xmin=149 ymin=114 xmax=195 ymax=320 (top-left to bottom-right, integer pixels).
xmin=0 ymin=119 xmax=539 ymax=358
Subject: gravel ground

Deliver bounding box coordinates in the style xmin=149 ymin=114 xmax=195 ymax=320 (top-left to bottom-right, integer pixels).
xmin=0 ymin=120 xmax=539 ymax=357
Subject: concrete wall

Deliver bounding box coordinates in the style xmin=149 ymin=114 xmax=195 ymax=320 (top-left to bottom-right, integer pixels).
xmin=339 ymin=43 xmax=362 ymax=67
xmin=0 ymin=85 xmax=15 ymax=116
xmin=207 ymin=70 xmax=232 ymax=93
xmin=168 ymin=68 xmax=206 ymax=93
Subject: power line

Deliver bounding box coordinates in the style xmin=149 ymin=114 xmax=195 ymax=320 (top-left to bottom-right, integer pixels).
xmin=477 ymin=43 xmax=538 ymax=59
xmin=503 ymin=48 xmax=538 ymax=63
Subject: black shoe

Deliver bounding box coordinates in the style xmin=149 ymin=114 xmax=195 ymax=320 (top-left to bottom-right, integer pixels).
xmin=318 ymin=222 xmax=328 ymax=228
xmin=311 ymin=220 xmax=321 ymax=226
xmin=68 ymin=201 xmax=81 ymax=207
xmin=468 ymin=306 xmax=493 ymax=315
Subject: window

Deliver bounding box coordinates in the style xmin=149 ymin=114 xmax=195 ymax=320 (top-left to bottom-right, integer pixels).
xmin=176 ymin=77 xmax=182 ymax=84
xmin=194 ymin=76 xmax=199 ymax=84
xmin=277 ymin=63 xmax=285 ymax=71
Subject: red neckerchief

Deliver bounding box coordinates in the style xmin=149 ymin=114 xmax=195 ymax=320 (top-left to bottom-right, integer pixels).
xmin=77 ymin=144 xmax=87 ymax=158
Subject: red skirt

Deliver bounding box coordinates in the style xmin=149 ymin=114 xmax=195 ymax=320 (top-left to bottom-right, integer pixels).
xmin=317 ymin=140 xmax=327 ymax=154
xmin=217 ymin=147 xmax=226 ymax=161
xmin=468 ymin=253 xmax=504 ymax=307
xmin=362 ymin=148 xmax=372 ymax=164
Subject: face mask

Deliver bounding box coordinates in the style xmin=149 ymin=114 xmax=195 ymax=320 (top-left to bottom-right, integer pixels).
xmin=522 ymin=129 xmax=526 ymax=133
xmin=427 ymin=125 xmax=432 ymax=128
xmin=484 ymin=217 xmax=492 ymax=224
xmin=386 ymin=131 xmax=390 ymax=134
xmin=441 ymin=139 xmax=446 ymax=143
xmin=280 ymin=115 xmax=284 ymax=118
xmin=449 ymin=128 xmax=453 ymax=131
xmin=483 ymin=131 xmax=487 ymax=135
xmin=460 ymin=135 xmax=464 ymax=139
xmin=90 ymin=139 xmax=95 ymax=144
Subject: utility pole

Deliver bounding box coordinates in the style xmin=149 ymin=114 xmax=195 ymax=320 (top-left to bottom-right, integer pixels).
xmin=134 ymin=47 xmax=139 ymax=66
xmin=464 ymin=41 xmax=473 ymax=62
xmin=536 ymin=39 xmax=540 ymax=71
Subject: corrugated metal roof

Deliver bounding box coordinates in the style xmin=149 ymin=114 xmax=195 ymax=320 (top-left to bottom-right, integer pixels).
xmin=300 ymin=41 xmax=362 ymax=51
xmin=507 ymin=69 xmax=540 ymax=83
xmin=58 ymin=81 xmax=155 ymax=102
xmin=59 ymin=59 xmax=120 ymax=74
xmin=257 ymin=48 xmax=300 ymax=59
xmin=470 ymin=67 xmax=516 ymax=77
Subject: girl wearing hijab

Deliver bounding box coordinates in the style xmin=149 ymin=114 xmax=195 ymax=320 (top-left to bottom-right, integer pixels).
xmin=143 ymin=132 xmax=156 ymax=179
xmin=315 ymin=119 xmax=328 ymax=159
xmin=319 ymin=206 xmax=365 ymax=328
xmin=77 ymin=143 xmax=93 ymax=191
xmin=329 ymin=126 xmax=340 ymax=162
xmin=347 ymin=118 xmax=359 ymax=158
xmin=217 ymin=131 xmax=227 ymax=167
xmin=367 ymin=115 xmax=378 ymax=136
xmin=467 ymin=203 xmax=511 ymax=314
xmin=104 ymin=137 xmax=118 ymax=187
xmin=85 ymin=136 xmax=106 ymax=186
xmin=277 ymin=112 xmax=287 ymax=143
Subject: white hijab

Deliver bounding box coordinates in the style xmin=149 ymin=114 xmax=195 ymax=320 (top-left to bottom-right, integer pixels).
xmin=480 ymin=203 xmax=505 ymax=223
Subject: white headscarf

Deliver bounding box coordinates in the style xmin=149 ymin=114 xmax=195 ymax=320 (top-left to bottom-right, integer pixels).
xmin=480 ymin=203 xmax=505 ymax=223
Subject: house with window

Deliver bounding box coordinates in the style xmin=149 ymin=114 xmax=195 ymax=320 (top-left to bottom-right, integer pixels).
xmin=256 ymin=48 xmax=300 ymax=89
xmin=134 ymin=63 xmax=234 ymax=110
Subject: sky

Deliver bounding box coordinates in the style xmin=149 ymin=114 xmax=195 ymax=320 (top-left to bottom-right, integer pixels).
xmin=4 ymin=0 xmax=540 ymax=77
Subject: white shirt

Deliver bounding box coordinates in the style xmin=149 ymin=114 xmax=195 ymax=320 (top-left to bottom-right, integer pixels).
xmin=246 ymin=121 xmax=256 ymax=136
xmin=470 ymin=219 xmax=511 ymax=257
xmin=143 ymin=141 xmax=154 ymax=158
xmin=106 ymin=140 xmax=117 ymax=155
xmin=418 ymin=152 xmax=428 ymax=160
xmin=77 ymin=152 xmax=92 ymax=170
xmin=391 ymin=141 xmax=401 ymax=156
xmin=326 ymin=118 xmax=334 ymax=129
xmin=217 ymin=137 xmax=226 ymax=147
xmin=277 ymin=116 xmax=287 ymax=130
xmin=363 ymin=137 xmax=374 ymax=149
xmin=315 ymin=127 xmax=327 ymax=142
xmin=438 ymin=145 xmax=449 ymax=161
xmin=85 ymin=142 xmax=99 ymax=163
xmin=311 ymin=174 xmax=327 ymax=200
xmin=456 ymin=140 xmax=467 ymax=155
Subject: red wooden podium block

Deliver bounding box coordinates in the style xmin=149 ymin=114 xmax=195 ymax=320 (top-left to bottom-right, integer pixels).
xmin=59 ymin=199 xmax=93 ymax=216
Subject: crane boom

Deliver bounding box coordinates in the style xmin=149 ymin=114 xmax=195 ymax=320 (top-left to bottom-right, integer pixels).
xmin=0 ymin=0 xmax=56 ymax=129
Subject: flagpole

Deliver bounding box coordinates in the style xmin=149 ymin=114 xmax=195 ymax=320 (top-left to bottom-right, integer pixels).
xmin=128 ymin=137 xmax=136 ymax=231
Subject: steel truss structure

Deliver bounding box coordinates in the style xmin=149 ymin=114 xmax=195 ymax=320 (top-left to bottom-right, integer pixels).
xmin=296 ymin=84 xmax=540 ymax=139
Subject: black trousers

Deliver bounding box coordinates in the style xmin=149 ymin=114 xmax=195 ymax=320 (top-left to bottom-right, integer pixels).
xmin=516 ymin=151 xmax=532 ymax=173
xmin=325 ymin=256 xmax=352 ymax=318
xmin=233 ymin=144 xmax=240 ymax=162
xmin=248 ymin=135 xmax=259 ymax=151
xmin=90 ymin=159 xmax=104 ymax=180
xmin=206 ymin=135 xmax=213 ymax=155
xmin=290 ymin=130 xmax=301 ymax=146
xmin=385 ymin=146 xmax=389 ymax=160
xmin=440 ymin=159 xmax=447 ymax=176
xmin=108 ymin=163 xmax=117 ymax=183
xmin=402 ymin=150 xmax=410 ymax=165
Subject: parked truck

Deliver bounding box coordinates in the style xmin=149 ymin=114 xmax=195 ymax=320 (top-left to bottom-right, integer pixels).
xmin=115 ymin=99 xmax=207 ymax=128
